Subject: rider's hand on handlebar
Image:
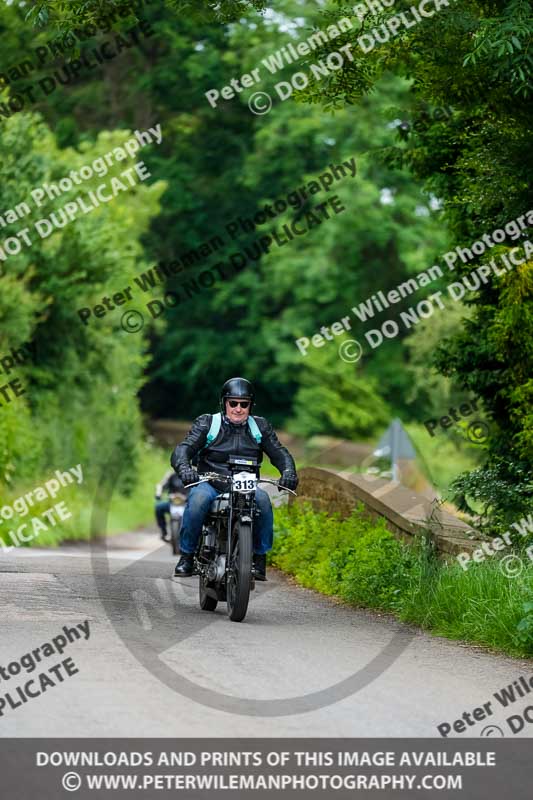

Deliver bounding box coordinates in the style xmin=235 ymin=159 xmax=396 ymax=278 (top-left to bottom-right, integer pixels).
xmin=279 ymin=470 xmax=298 ymax=491
xmin=179 ymin=466 xmax=199 ymax=486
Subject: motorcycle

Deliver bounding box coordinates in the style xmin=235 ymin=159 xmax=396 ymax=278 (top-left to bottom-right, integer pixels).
xmin=187 ymin=455 xmax=296 ymax=622
xmin=168 ymin=492 xmax=185 ymax=555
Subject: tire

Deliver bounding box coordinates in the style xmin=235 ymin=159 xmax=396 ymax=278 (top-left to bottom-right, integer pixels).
xmin=227 ymin=521 xmax=253 ymax=622
xmin=199 ymin=573 xmax=218 ymax=611
xmin=170 ymin=518 xmax=181 ymax=555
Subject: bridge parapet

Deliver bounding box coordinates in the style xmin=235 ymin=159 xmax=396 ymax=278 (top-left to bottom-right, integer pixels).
xmin=290 ymin=467 xmax=483 ymax=557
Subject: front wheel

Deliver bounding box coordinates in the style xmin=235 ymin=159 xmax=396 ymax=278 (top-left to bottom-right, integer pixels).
xmin=227 ymin=521 xmax=253 ymax=622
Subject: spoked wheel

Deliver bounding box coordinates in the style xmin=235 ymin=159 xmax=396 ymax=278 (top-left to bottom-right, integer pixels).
xmin=199 ymin=570 xmax=218 ymax=611
xmin=170 ymin=518 xmax=181 ymax=555
xmin=227 ymin=521 xmax=253 ymax=622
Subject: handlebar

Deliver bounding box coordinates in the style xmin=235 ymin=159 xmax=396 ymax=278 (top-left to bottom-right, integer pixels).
xmin=259 ymin=477 xmax=298 ymax=496
xmin=186 ymin=473 xmax=297 ymax=496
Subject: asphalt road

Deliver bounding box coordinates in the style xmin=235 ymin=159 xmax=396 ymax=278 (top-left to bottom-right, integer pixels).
xmin=0 ymin=528 xmax=531 ymax=738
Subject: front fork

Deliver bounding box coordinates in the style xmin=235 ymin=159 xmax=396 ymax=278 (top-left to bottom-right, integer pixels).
xmin=226 ymin=499 xmax=258 ymax=591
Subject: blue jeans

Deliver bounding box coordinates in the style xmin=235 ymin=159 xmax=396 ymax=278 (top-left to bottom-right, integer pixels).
xmin=155 ymin=500 xmax=170 ymax=531
xmin=180 ymin=482 xmax=273 ymax=555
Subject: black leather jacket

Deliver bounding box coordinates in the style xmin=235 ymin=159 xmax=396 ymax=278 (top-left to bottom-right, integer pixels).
xmin=171 ymin=414 xmax=296 ymax=488
xmin=156 ymin=470 xmax=188 ymax=498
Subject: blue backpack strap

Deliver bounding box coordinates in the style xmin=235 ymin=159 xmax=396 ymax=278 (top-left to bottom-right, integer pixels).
xmin=247 ymin=415 xmax=262 ymax=444
xmin=203 ymin=413 xmax=261 ymax=449
xmin=206 ymin=412 xmax=221 ymax=446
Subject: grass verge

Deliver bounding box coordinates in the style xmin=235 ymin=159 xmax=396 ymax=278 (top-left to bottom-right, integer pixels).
xmin=0 ymin=440 xmax=170 ymax=549
xmin=271 ymin=503 xmax=533 ymax=658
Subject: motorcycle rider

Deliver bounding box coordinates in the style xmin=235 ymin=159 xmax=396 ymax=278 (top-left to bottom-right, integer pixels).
xmin=154 ymin=470 xmax=188 ymax=541
xmin=171 ymin=377 xmax=298 ymax=581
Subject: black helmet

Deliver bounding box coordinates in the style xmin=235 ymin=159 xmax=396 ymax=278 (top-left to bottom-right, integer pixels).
xmin=220 ymin=377 xmax=255 ymax=413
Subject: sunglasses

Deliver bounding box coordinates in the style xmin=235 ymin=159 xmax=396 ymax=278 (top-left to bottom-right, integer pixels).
xmin=227 ymin=399 xmax=250 ymax=409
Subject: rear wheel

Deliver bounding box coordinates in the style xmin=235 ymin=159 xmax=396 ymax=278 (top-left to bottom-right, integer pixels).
xmin=227 ymin=521 xmax=253 ymax=622
xmin=199 ymin=572 xmax=218 ymax=611
xmin=170 ymin=518 xmax=181 ymax=555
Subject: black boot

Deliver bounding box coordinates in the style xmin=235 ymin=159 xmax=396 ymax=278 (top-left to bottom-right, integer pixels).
xmin=174 ymin=553 xmax=194 ymax=577
xmin=253 ymin=553 xmax=267 ymax=581
xmin=159 ymin=526 xmax=169 ymax=541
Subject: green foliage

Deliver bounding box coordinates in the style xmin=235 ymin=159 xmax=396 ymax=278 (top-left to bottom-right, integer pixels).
xmin=287 ymin=335 xmax=390 ymax=439
xmin=516 ymin=601 xmax=533 ymax=650
xmin=0 ymin=110 xmax=165 ymax=487
xmin=337 ymin=523 xmax=416 ymax=609
xmin=272 ymin=502 xmax=418 ymax=610
xmin=0 ymin=1 xmax=448 ymax=430
xmin=291 ymin=0 xmax=533 ymax=528
xmin=148 ymin=87 xmax=449 ymax=422
xmin=5 ymin=0 xmax=531 ymax=530
xmin=0 ymin=441 xmax=170 ymax=548
xmin=404 ymin=422 xmax=483 ymax=497
xmin=400 ymin=555 xmax=533 ymax=656
xmin=435 ymin=262 xmax=533 ymax=526
xmin=450 ymin=457 xmax=533 ymax=534
xmin=10 ymin=0 xmax=450 ymax=426
xmin=273 ymin=504 xmax=533 ymax=656
xmin=403 ymin=302 xmax=474 ymax=418
xmin=462 ymin=0 xmax=533 ymax=97
xmin=0 ymin=402 xmax=43 ymax=487
xmin=24 ymin=0 xmax=268 ymax=29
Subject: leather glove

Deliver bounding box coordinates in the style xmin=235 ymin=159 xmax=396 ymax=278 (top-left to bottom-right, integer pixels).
xmin=279 ymin=470 xmax=298 ymax=491
xmin=178 ymin=465 xmax=199 ymax=486
xmin=155 ymin=494 xmax=161 ymax=501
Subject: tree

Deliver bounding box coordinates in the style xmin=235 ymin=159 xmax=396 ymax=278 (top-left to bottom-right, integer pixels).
xmin=0 ymin=109 xmax=165 ymax=486
xmin=287 ymin=334 xmax=390 ymax=439
xmin=287 ymin=0 xmax=533 ymax=528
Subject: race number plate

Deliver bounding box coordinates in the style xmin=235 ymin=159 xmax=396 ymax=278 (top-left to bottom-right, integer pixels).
xmin=232 ymin=471 xmax=257 ymax=492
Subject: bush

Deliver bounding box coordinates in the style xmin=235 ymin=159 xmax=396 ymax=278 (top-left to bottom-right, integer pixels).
xmin=450 ymin=455 xmax=533 ymax=536
xmin=272 ymin=504 xmax=533 ymax=657
xmin=0 ymin=111 xmax=165 ymax=493
xmin=272 ymin=503 xmax=416 ymax=610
